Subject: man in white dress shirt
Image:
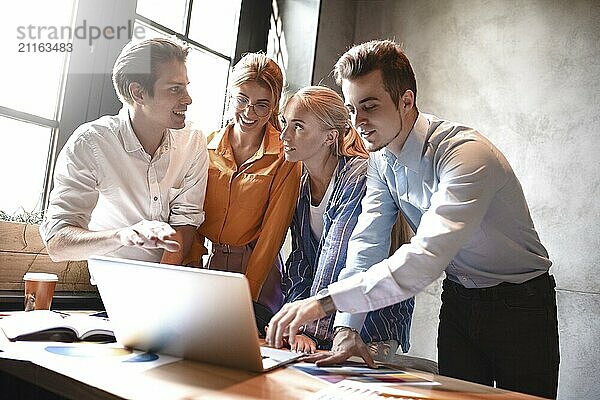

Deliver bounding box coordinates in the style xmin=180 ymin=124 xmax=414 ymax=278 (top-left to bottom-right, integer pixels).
xmin=267 ymin=40 xmax=558 ymax=399
xmin=40 ymin=38 xmax=208 ymax=264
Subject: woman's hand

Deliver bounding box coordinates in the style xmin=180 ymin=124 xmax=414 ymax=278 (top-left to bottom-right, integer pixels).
xmin=300 ymin=327 xmax=376 ymax=368
xmin=290 ymin=334 xmax=317 ymax=354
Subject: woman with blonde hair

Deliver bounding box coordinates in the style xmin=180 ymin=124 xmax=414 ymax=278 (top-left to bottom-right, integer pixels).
xmin=165 ymin=53 xmax=301 ymax=333
xmin=278 ymin=86 xmax=414 ymax=362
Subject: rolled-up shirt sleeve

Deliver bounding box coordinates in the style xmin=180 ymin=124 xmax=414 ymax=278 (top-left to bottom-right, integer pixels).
xmin=39 ymin=131 xmax=99 ymax=245
xmin=169 ymin=131 xmax=208 ymax=227
xmin=331 ymin=138 xmax=504 ymax=315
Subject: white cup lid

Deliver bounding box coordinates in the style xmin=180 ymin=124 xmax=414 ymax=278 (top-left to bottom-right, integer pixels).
xmin=23 ymin=272 xmax=59 ymax=282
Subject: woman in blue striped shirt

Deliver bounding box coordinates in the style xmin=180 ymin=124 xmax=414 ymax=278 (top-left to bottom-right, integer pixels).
xmin=279 ymin=86 xmax=414 ymax=362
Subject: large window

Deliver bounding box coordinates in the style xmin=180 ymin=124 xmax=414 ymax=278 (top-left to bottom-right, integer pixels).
xmin=0 ymin=0 xmax=76 ymax=215
xmin=0 ymin=0 xmax=246 ymax=218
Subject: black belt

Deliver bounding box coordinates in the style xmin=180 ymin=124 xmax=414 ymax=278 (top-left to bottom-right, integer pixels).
xmin=443 ymin=272 xmax=555 ymax=300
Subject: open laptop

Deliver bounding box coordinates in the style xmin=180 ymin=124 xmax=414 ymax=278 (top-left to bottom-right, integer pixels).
xmin=87 ymin=255 xmax=302 ymax=372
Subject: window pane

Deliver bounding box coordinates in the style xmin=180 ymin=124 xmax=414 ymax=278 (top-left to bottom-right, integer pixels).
xmin=186 ymin=48 xmax=230 ymax=134
xmin=189 ymin=0 xmax=241 ymax=56
xmin=133 ymin=20 xmax=230 ymax=135
xmin=0 ymin=0 xmax=74 ymax=119
xmin=133 ymin=20 xmax=169 ymax=42
xmin=136 ymin=0 xmax=188 ymax=34
xmin=0 ymin=117 xmax=51 ymax=214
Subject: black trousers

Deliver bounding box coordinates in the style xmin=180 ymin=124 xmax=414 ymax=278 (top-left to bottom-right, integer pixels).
xmin=437 ymin=273 xmax=559 ymax=399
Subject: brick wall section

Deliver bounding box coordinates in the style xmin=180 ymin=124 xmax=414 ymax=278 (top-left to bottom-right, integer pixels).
xmin=0 ymin=222 xmax=95 ymax=292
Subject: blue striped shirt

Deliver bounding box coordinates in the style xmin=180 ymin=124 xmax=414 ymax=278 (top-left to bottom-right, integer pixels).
xmin=283 ymin=156 xmax=414 ymax=351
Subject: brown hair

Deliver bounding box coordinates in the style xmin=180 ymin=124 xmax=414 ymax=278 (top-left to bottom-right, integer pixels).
xmin=112 ymin=38 xmax=189 ymax=105
xmin=334 ymin=40 xmax=417 ymax=109
xmin=288 ymin=86 xmax=368 ymax=159
xmin=230 ymin=53 xmax=285 ymax=130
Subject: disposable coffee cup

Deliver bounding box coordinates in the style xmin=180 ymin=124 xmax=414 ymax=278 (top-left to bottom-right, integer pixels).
xmin=23 ymin=273 xmax=59 ymax=311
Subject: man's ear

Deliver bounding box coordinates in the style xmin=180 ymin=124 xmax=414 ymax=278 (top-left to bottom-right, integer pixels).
xmin=398 ymin=90 xmax=415 ymax=110
xmin=129 ymin=82 xmax=145 ymax=105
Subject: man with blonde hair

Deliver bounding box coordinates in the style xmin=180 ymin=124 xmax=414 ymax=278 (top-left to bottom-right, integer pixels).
xmin=41 ymin=38 xmax=208 ymax=263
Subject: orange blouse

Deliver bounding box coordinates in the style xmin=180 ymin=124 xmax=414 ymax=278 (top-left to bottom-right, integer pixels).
xmin=184 ymin=122 xmax=301 ymax=300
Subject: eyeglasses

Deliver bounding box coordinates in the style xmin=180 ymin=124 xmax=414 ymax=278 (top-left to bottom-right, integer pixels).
xmin=231 ymin=96 xmax=272 ymax=117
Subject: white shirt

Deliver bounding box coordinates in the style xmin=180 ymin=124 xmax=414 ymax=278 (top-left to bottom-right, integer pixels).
xmin=40 ymin=108 xmax=209 ymax=262
xmin=331 ymin=113 xmax=551 ymax=329
xmin=309 ymin=174 xmax=336 ymax=240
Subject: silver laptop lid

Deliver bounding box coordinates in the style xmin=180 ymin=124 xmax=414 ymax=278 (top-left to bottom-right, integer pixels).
xmin=87 ymin=256 xmax=265 ymax=371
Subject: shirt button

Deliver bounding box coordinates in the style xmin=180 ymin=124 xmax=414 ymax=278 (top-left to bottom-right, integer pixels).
xmin=153 ymin=196 xmax=158 ymax=201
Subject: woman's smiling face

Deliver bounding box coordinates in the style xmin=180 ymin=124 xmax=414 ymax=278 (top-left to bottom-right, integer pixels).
xmin=230 ymin=81 xmax=274 ymax=134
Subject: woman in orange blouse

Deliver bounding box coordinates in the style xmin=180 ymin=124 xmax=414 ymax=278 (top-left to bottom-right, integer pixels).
xmin=167 ymin=53 xmax=301 ymax=332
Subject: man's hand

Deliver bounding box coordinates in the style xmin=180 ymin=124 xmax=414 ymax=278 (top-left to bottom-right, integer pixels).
xmin=117 ymin=220 xmax=180 ymax=252
xmin=160 ymin=225 xmax=197 ymax=265
xmin=266 ymin=297 xmax=325 ymax=349
xmin=301 ymin=327 xmax=376 ymax=368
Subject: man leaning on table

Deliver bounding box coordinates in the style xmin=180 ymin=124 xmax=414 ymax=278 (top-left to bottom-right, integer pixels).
xmin=40 ymin=38 xmax=208 ymax=263
xmin=267 ymin=40 xmax=559 ymax=399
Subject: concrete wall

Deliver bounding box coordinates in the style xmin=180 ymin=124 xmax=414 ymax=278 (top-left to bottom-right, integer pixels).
xmin=312 ymin=0 xmax=356 ymax=88
xmin=268 ymin=0 xmax=321 ymax=94
xmin=314 ymin=0 xmax=600 ymax=398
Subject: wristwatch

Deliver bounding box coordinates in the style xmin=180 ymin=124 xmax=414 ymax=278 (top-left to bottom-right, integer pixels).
xmin=315 ymin=289 xmax=337 ymax=316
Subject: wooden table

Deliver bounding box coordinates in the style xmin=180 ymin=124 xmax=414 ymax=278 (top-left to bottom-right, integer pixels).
xmin=0 ymin=340 xmax=547 ymax=400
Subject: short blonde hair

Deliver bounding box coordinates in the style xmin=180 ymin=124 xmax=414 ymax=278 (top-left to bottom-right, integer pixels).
xmin=112 ymin=38 xmax=189 ymax=105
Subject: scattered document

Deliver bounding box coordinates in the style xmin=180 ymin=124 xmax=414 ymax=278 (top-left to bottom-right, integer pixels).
xmin=306 ymin=379 xmax=428 ymax=399
xmin=293 ymin=361 xmax=440 ymax=385
xmin=0 ymin=340 xmax=181 ymax=374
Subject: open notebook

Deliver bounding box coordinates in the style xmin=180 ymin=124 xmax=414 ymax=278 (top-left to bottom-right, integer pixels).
xmin=87 ymin=256 xmax=301 ymax=372
xmin=1 ymin=310 xmax=114 ymax=342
